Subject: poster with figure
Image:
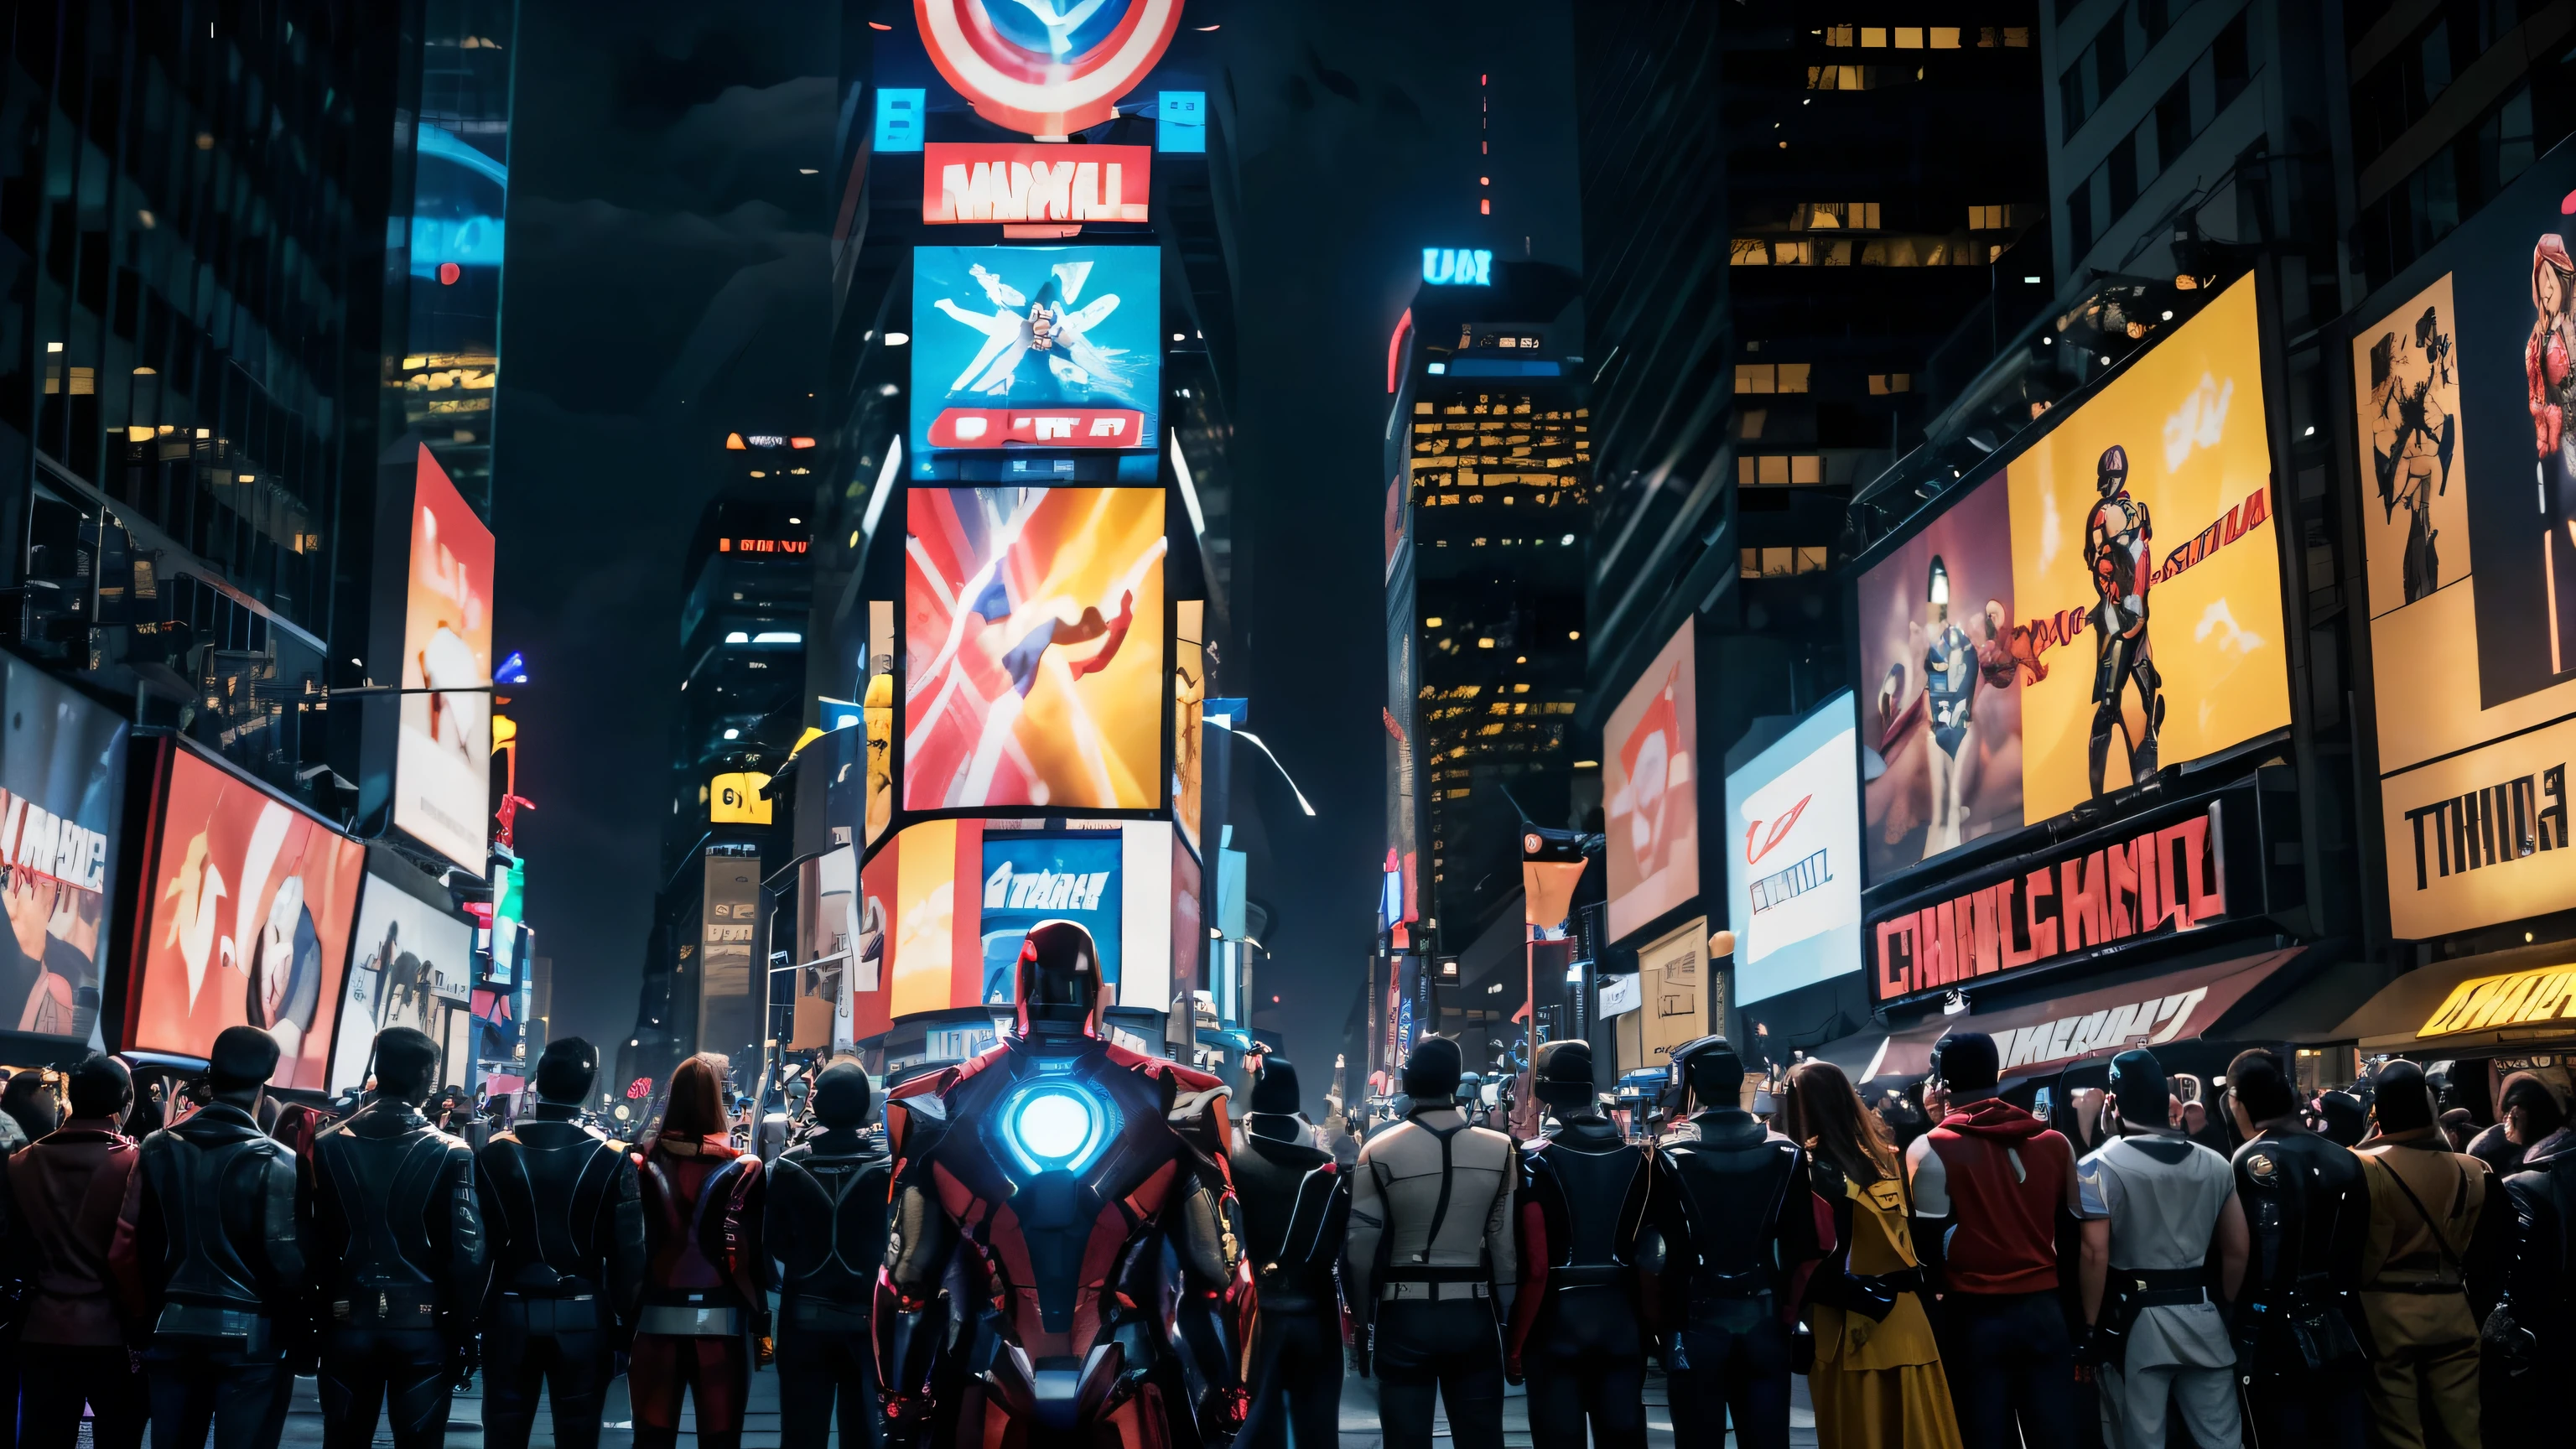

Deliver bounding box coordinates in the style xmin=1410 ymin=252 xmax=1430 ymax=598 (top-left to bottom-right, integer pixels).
xmin=910 ymin=245 xmax=1160 ymax=468
xmin=326 ymin=866 xmax=474 ymax=1095
xmin=2355 ymin=275 xmax=2468 ymax=618
xmin=129 ymin=743 xmax=365 ymax=1089
xmin=1857 ymin=472 xmax=2024 ymax=884
xmin=0 ymin=657 xmax=127 ymax=1045
xmin=1604 ymin=621 xmax=1702 ymax=942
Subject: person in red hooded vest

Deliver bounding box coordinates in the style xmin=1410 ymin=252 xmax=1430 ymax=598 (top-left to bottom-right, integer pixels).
xmin=0 ymin=1054 xmax=146 ymax=1449
xmin=1903 ymin=1031 xmax=2081 ymax=1449
xmin=630 ymin=1054 xmax=769 ymax=1449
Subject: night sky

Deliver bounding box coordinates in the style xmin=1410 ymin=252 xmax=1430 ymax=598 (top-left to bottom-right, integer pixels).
xmin=496 ymin=3 xmax=1572 ymax=1083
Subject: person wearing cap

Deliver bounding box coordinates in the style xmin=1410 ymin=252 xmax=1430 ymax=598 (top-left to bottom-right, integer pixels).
xmin=1 ymin=1054 xmax=145 ymax=1449
xmin=2353 ymin=1058 xmax=2509 ymax=1449
xmin=1501 ymin=1039 xmax=1674 ymax=1449
xmin=2490 ymin=1079 xmax=2576 ymax=1445
xmin=474 ymin=1037 xmax=644 ymax=1449
xmin=1904 ymin=1031 xmax=2080 ymax=1449
xmin=1232 ymin=1057 xmax=1349 ymax=1449
xmin=2223 ymin=1047 xmax=2368 ymax=1449
xmin=1656 ymin=1036 xmax=1826 ymax=1449
xmin=116 ymin=1026 xmax=306 ymax=1449
xmin=304 ymin=1026 xmax=487 ymax=1449
xmin=763 ymin=1060 xmax=891 ymax=1449
xmin=1346 ymin=1034 xmax=1519 ymax=1449
xmin=2073 ymin=1047 xmax=2247 ymax=1449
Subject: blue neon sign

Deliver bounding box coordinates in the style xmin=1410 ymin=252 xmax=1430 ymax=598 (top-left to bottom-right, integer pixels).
xmin=1423 ymin=248 xmax=1492 ymax=286
xmin=875 ymin=88 xmax=926 ymax=153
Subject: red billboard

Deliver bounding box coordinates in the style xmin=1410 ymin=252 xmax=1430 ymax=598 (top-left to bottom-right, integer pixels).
xmin=922 ymin=142 xmax=1150 ymax=224
xmin=126 ymin=743 xmax=366 ymax=1088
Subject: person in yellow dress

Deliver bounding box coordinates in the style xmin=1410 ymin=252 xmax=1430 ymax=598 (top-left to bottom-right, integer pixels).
xmin=1783 ymin=1059 xmax=1964 ymax=1449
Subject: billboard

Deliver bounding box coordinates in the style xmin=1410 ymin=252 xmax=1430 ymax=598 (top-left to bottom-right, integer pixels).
xmin=979 ymin=832 xmax=1124 ymax=1003
xmin=1605 ymin=621 xmax=1701 ymax=942
xmin=1859 ymin=273 xmax=2289 ymax=877
xmin=792 ymin=847 xmax=857 ymax=1053
xmin=1175 ymin=600 xmax=1204 ymax=854
xmin=699 ymin=851 xmax=761 ymax=1061
xmin=914 ymin=0 xmax=1185 ymax=138
xmin=911 ymin=246 xmax=1161 ymax=468
xmin=326 ymin=865 xmax=475 ymax=1095
xmin=1859 ymin=470 xmax=2023 ymax=881
xmin=0 ymin=656 xmax=127 ymax=1044
xmin=2350 ymin=141 xmax=2576 ymax=937
xmin=2005 ymin=276 xmax=2288 ymax=821
xmin=904 ymin=486 xmax=1166 ymax=812
xmin=395 ymin=445 xmax=495 ymax=874
xmin=922 ymin=143 xmax=1150 ymax=224
xmin=1726 ymin=693 xmax=1863 ymax=1005
xmin=128 ymin=745 xmax=366 ymax=1089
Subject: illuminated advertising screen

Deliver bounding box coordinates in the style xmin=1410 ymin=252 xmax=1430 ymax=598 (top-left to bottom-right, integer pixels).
xmin=699 ymin=852 xmax=761 ymax=1061
xmin=979 ymin=833 xmax=1123 ymax=1003
xmin=1859 ymin=273 xmax=2289 ymax=879
xmin=1605 ymin=621 xmax=1701 ymax=942
xmin=395 ymin=444 xmax=495 ymax=873
xmin=128 ymin=744 xmax=366 ymax=1088
xmin=904 ymin=486 xmax=1166 ymax=812
xmin=1858 ymin=470 xmax=2023 ymax=881
xmin=0 ymin=657 xmax=127 ymax=1044
xmin=2353 ymin=142 xmax=2576 ymax=937
xmin=1174 ymin=600 xmax=1204 ymax=854
xmin=792 ymin=847 xmax=858 ymax=1052
xmin=910 ymin=246 xmax=1161 ymax=468
xmin=1726 ymin=693 xmax=1863 ymax=1005
xmin=915 ymin=0 xmax=1186 ymax=137
xmin=326 ymin=865 xmax=475 ymax=1095
xmin=923 ymin=143 xmax=1150 ymax=224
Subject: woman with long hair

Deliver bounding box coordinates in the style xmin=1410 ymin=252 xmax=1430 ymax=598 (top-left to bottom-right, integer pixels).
xmin=631 ymin=1054 xmax=771 ymax=1449
xmin=1783 ymin=1060 xmax=1963 ymax=1449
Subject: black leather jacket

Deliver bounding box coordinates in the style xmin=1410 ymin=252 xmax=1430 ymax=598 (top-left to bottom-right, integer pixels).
xmin=1509 ymin=1114 xmax=1676 ymax=1363
xmin=122 ymin=1102 xmax=304 ymax=1333
xmin=1231 ymin=1122 xmax=1348 ymax=1316
xmin=2497 ymin=1127 xmax=2576 ymax=1363
xmin=475 ymin=1104 xmax=644 ymax=1332
xmin=1657 ymin=1109 xmax=1820 ymax=1346
xmin=764 ymin=1125 xmax=893 ymax=1311
xmin=2231 ymin=1126 xmax=2367 ymax=1371
xmin=304 ymin=1096 xmax=486 ymax=1339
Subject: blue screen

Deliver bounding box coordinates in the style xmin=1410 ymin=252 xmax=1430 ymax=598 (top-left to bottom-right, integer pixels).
xmin=979 ymin=834 xmax=1124 ymax=1004
xmin=1159 ymin=91 xmax=1207 ymax=153
xmin=910 ymin=245 xmax=1161 ymax=473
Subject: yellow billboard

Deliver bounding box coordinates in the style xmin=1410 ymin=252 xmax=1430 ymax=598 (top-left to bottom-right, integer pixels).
xmin=2006 ymin=276 xmax=2291 ymax=820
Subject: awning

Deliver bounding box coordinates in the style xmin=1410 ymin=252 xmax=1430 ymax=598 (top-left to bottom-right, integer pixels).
xmin=1802 ymin=1027 xmax=1895 ymax=1084
xmin=2334 ymin=941 xmax=2576 ymax=1055
xmin=1872 ymin=948 xmax=2307 ymax=1082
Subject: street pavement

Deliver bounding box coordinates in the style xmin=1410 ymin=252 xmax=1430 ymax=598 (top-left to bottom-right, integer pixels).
xmin=245 ymin=1360 xmax=1820 ymax=1448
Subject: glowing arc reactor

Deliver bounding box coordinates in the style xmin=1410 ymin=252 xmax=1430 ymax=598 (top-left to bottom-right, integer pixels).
xmin=998 ymin=1077 xmax=1117 ymax=1175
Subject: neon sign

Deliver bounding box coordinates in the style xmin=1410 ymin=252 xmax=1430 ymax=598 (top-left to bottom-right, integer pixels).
xmin=1423 ymin=248 xmax=1492 ymax=286
xmin=925 ymin=143 xmax=1150 ymax=223
xmin=915 ymin=0 xmax=1187 ymax=138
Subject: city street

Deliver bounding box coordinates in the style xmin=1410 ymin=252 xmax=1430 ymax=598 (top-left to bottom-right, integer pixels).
xmin=254 ymin=1353 xmax=1819 ymax=1449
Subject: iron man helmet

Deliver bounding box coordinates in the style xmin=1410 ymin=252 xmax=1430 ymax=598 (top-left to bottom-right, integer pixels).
xmin=1013 ymin=920 xmax=1105 ymax=1038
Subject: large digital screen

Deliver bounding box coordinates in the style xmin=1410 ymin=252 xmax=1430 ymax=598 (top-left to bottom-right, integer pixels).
xmin=2354 ymin=141 xmax=2576 ymax=937
xmin=1858 ymin=274 xmax=2289 ymax=878
xmin=1859 ymin=470 xmax=2023 ymax=881
xmin=904 ymin=486 xmax=1166 ymax=812
xmin=1726 ymin=693 xmax=1863 ymax=1005
xmin=128 ymin=745 xmax=366 ymax=1088
xmin=395 ymin=444 xmax=495 ymax=873
xmin=911 ymin=245 xmax=1161 ymax=470
xmin=0 ymin=657 xmax=127 ymax=1043
xmin=326 ymin=865 xmax=475 ymax=1095
xmin=1605 ymin=621 xmax=1701 ymax=943
xmin=979 ymin=832 xmax=1124 ymax=1003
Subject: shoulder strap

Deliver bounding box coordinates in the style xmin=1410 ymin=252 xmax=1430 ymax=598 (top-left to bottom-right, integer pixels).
xmin=2376 ymin=1154 xmax=2472 ymax=1277
xmin=1415 ymin=1119 xmax=1467 ymax=1250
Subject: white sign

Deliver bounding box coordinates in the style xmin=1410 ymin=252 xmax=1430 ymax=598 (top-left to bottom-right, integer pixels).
xmin=1600 ymin=974 xmax=1644 ymax=1017
xmin=1725 ymin=693 xmax=1863 ymax=1005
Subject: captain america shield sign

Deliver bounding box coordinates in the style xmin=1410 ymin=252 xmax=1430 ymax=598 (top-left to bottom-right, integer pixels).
xmin=915 ymin=0 xmax=1186 ymax=138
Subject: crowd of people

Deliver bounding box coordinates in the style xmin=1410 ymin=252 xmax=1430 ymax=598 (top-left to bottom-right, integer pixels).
xmin=3 ymin=1011 xmax=2571 ymax=1449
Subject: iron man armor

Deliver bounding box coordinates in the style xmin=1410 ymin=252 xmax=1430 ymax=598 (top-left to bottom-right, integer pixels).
xmin=875 ymin=922 xmax=1254 ymax=1447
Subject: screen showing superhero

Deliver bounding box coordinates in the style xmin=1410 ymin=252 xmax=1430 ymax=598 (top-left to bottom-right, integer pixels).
xmin=2366 ymin=293 xmax=2461 ymax=609
xmin=2082 ymin=443 xmax=2163 ymax=798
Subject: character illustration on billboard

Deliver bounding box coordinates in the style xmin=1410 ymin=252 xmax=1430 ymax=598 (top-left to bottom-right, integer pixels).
xmin=2371 ymin=305 xmax=2458 ymax=603
xmin=159 ymin=801 xmax=338 ymax=1062
xmin=932 ymin=258 xmax=1138 ymax=408
xmin=1613 ymin=662 xmax=1687 ymax=879
xmin=3 ymin=865 xmax=101 ymax=1036
xmin=1913 ymin=557 xmax=2019 ymax=853
xmin=2084 ymin=444 xmax=2164 ymax=796
xmin=247 ymin=876 xmax=325 ymax=1056
xmin=2531 ymin=237 xmax=2576 ymax=669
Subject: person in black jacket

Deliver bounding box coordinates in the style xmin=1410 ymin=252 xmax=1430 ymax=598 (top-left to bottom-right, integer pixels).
xmin=475 ymin=1038 xmax=643 ymax=1449
xmin=763 ymin=1061 xmax=890 ymax=1449
xmin=1656 ymin=1036 xmax=1825 ymax=1449
xmin=2225 ymin=1047 xmax=2368 ymax=1449
xmin=1505 ymin=1040 xmax=1673 ymax=1449
xmin=304 ymin=1027 xmax=486 ymax=1449
xmin=116 ymin=1027 xmax=306 ymax=1449
xmin=1232 ymin=1057 xmax=1349 ymax=1449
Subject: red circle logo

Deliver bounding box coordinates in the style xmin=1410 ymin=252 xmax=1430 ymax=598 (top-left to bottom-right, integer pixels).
xmin=915 ymin=0 xmax=1186 ymax=138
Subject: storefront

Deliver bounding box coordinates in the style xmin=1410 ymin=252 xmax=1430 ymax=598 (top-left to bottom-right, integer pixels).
xmin=2333 ymin=943 xmax=2576 ymax=1112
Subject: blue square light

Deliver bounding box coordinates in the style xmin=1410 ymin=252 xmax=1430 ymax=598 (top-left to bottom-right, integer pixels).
xmin=875 ymin=88 xmax=925 ymax=153
xmin=1158 ymin=91 xmax=1206 ymax=153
